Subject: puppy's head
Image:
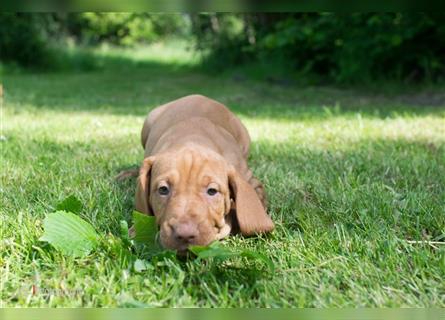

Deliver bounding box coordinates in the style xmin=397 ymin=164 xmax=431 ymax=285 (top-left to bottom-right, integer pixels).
xmin=135 ymin=146 xmax=274 ymax=254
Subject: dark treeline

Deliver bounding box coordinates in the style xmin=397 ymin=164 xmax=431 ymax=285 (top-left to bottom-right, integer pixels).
xmin=1 ymin=13 xmax=444 ymax=83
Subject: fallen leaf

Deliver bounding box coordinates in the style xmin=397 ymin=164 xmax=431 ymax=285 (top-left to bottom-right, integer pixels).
xmin=132 ymin=211 xmax=161 ymax=251
xmin=40 ymin=211 xmax=99 ymax=257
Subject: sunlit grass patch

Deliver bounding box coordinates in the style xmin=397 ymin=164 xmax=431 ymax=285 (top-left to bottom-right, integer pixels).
xmin=1 ymin=44 xmax=444 ymax=307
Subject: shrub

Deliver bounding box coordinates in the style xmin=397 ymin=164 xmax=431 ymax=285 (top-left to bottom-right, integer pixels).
xmin=0 ymin=13 xmax=52 ymax=68
xmin=0 ymin=13 xmax=190 ymax=69
xmin=67 ymin=13 xmax=189 ymax=46
xmin=191 ymin=13 xmax=445 ymax=83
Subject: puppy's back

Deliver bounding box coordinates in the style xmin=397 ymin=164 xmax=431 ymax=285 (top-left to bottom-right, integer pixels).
xmin=142 ymin=95 xmax=250 ymax=157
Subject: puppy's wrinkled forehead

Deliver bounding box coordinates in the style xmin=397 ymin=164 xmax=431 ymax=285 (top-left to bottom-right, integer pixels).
xmin=151 ymin=147 xmax=228 ymax=187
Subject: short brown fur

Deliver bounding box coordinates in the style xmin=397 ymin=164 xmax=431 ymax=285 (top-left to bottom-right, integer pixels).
xmin=133 ymin=95 xmax=274 ymax=252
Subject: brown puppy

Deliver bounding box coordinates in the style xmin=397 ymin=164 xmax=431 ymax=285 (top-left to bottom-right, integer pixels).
xmin=134 ymin=95 xmax=274 ymax=253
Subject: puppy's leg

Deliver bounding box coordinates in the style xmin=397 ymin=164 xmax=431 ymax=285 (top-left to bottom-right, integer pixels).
xmin=248 ymin=175 xmax=268 ymax=209
xmin=115 ymin=168 xmax=139 ymax=181
xmin=242 ymin=165 xmax=268 ymax=209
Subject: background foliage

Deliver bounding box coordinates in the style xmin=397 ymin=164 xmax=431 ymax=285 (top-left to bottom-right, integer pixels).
xmin=1 ymin=12 xmax=445 ymax=83
xmin=191 ymin=13 xmax=445 ymax=83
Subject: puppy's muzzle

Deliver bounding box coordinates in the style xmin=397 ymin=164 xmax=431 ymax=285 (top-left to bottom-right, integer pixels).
xmin=171 ymin=221 xmax=199 ymax=245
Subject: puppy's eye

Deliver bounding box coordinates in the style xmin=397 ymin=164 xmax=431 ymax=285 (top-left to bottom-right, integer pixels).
xmin=207 ymin=188 xmax=218 ymax=196
xmin=158 ymin=186 xmax=170 ymax=196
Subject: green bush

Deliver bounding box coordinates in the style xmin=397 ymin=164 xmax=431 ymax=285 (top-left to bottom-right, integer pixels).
xmin=0 ymin=13 xmax=52 ymax=68
xmin=0 ymin=13 xmax=190 ymax=69
xmin=191 ymin=14 xmax=249 ymax=69
xmin=67 ymin=13 xmax=189 ymax=46
xmin=3 ymin=12 xmax=444 ymax=83
xmin=191 ymin=13 xmax=445 ymax=83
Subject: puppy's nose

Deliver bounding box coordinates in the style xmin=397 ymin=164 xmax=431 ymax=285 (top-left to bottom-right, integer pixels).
xmin=172 ymin=222 xmax=199 ymax=243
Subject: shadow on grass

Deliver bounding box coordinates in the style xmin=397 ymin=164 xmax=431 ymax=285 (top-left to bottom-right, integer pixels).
xmin=3 ymin=46 xmax=445 ymax=120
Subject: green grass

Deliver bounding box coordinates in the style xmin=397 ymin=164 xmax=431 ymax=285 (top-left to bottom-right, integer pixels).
xmin=1 ymin=42 xmax=445 ymax=307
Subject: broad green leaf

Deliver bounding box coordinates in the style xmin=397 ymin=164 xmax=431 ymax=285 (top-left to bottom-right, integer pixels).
xmin=189 ymin=241 xmax=274 ymax=272
xmin=39 ymin=210 xmax=99 ymax=257
xmin=132 ymin=211 xmax=160 ymax=251
xmin=56 ymin=194 xmax=82 ymax=214
xmin=187 ymin=243 xmax=213 ymax=255
xmin=190 ymin=242 xmax=237 ymax=259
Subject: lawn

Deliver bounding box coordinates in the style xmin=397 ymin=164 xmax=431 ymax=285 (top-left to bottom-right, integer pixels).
xmin=1 ymin=42 xmax=444 ymax=307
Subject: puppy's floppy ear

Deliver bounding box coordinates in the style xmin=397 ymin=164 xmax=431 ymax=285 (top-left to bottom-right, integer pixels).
xmin=135 ymin=156 xmax=155 ymax=215
xmin=228 ymin=167 xmax=274 ymax=236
